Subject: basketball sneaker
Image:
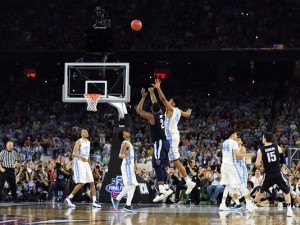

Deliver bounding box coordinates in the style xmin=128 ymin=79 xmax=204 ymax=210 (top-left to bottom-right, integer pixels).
xmin=153 ymin=193 xmax=165 ymax=202
xmin=153 ymin=190 xmax=173 ymax=202
xmin=65 ymin=198 xmax=76 ymax=208
xmin=153 ymin=184 xmax=172 ymax=202
xmin=123 ymin=205 xmax=135 ymax=213
xmin=162 ymin=188 xmax=173 ymax=200
xmin=219 ymin=203 xmax=231 ymax=211
xmin=92 ymin=201 xmax=101 ymax=208
xmin=231 ymin=204 xmax=243 ymax=210
xmin=185 ymin=181 xmax=196 ymax=195
xmin=111 ymin=197 xmax=119 ymax=210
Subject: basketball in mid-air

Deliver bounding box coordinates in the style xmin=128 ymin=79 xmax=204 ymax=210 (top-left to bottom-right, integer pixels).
xmin=131 ymin=19 xmax=142 ymax=31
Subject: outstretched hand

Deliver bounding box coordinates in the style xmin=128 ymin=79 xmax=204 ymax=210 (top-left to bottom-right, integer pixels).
xmin=186 ymin=108 xmax=192 ymax=115
xmin=141 ymin=88 xmax=148 ymax=98
xmin=152 ymin=78 xmax=161 ymax=89
xmin=148 ymin=87 xmax=155 ymax=93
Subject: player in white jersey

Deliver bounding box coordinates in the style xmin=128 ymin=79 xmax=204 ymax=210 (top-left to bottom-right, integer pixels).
xmin=152 ymin=79 xmax=196 ymax=194
xmin=219 ymin=129 xmax=256 ymax=212
xmin=111 ymin=130 xmax=138 ymax=212
xmin=237 ymin=138 xmax=248 ymax=188
xmin=228 ymin=137 xmax=249 ymax=209
xmin=65 ymin=129 xmax=101 ymax=208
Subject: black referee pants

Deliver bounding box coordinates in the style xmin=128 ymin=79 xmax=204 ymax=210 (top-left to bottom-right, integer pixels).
xmin=0 ymin=168 xmax=17 ymax=201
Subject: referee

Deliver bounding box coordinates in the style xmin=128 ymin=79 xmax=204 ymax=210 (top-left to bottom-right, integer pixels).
xmin=0 ymin=141 xmax=20 ymax=203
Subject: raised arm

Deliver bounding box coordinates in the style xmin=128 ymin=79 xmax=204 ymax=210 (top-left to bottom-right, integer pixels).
xmin=152 ymin=79 xmax=173 ymax=112
xmin=136 ymin=88 xmax=155 ymax=124
xmin=278 ymin=145 xmax=286 ymax=165
xmin=181 ymin=108 xmax=192 ymax=118
xmin=148 ymin=87 xmax=157 ymax=104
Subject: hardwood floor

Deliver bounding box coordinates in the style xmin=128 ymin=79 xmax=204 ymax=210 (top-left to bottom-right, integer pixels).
xmin=0 ymin=202 xmax=299 ymax=225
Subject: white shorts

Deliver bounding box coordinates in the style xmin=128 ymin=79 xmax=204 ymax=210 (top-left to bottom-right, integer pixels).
xmin=121 ymin=163 xmax=138 ymax=186
xmin=220 ymin=163 xmax=244 ymax=188
xmin=73 ymin=158 xmax=94 ymax=184
xmin=168 ymin=134 xmax=180 ymax=161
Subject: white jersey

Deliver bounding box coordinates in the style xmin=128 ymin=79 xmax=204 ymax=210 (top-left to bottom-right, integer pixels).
xmin=121 ymin=140 xmax=138 ymax=186
xmin=237 ymin=146 xmax=248 ymax=185
xmin=78 ymin=138 xmax=90 ymax=160
xmin=220 ymin=139 xmax=243 ymax=187
xmin=237 ymin=146 xmax=246 ymax=168
xmin=165 ymin=107 xmax=181 ymax=140
xmin=222 ymin=138 xmax=239 ymax=165
xmin=73 ymin=138 xmax=93 ymax=184
xmin=122 ymin=140 xmax=135 ymax=166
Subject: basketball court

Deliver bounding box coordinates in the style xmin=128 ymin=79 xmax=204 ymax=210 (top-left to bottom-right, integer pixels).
xmin=44 ymin=62 xmax=300 ymax=225
xmin=0 ymin=202 xmax=299 ymax=224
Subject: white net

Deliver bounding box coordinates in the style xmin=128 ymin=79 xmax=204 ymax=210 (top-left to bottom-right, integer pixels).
xmin=83 ymin=94 xmax=101 ymax=111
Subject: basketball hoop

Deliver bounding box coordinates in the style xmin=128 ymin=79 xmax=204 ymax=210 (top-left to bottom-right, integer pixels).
xmin=83 ymin=94 xmax=101 ymax=111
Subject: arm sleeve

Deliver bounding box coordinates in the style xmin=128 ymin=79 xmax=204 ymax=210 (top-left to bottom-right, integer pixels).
xmin=279 ymin=153 xmax=285 ymax=164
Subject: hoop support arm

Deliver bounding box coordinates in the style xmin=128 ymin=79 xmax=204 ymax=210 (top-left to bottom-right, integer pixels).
xmin=108 ymin=102 xmax=128 ymax=127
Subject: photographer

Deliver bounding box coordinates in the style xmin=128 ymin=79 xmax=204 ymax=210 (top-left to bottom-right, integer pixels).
xmin=47 ymin=162 xmax=70 ymax=201
xmin=16 ymin=163 xmax=31 ymax=184
xmin=92 ymin=164 xmax=104 ymax=195
xmin=206 ymin=164 xmax=224 ymax=205
xmin=186 ymin=160 xmax=201 ymax=205
xmin=32 ymin=164 xmax=49 ymax=200
xmin=16 ymin=163 xmax=31 ymax=200
xmin=171 ymin=168 xmax=187 ymax=204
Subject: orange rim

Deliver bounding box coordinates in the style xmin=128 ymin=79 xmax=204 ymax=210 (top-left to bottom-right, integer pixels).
xmin=84 ymin=94 xmax=101 ymax=101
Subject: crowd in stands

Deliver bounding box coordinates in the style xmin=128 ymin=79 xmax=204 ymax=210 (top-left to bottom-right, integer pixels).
xmin=1 ymin=0 xmax=300 ymax=50
xmin=0 ymin=73 xmax=299 ymax=206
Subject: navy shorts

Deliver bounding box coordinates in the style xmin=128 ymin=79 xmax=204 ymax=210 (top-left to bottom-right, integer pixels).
xmin=260 ymin=171 xmax=290 ymax=194
xmin=152 ymin=139 xmax=170 ymax=168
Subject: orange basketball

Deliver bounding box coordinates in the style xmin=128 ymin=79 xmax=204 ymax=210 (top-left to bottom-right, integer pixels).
xmin=131 ymin=19 xmax=142 ymax=31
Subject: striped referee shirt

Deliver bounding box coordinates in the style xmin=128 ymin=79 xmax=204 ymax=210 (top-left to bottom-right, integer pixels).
xmin=0 ymin=149 xmax=18 ymax=168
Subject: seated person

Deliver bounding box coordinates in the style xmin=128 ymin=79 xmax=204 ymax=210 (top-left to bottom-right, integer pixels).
xmin=206 ymin=165 xmax=224 ymax=205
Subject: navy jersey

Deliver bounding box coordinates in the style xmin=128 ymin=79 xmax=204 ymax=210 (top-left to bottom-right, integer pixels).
xmin=149 ymin=111 xmax=167 ymax=142
xmin=261 ymin=144 xmax=281 ymax=174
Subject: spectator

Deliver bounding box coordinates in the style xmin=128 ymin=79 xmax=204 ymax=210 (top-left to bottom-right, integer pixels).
xmin=206 ymin=165 xmax=224 ymax=205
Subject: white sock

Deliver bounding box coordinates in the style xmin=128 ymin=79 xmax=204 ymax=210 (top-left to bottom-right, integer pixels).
xmin=69 ymin=194 xmax=74 ymax=199
xmin=234 ymin=199 xmax=240 ymax=205
xmin=221 ymin=185 xmax=230 ymax=204
xmin=126 ymin=186 xmax=136 ymax=206
xmin=287 ymin=205 xmax=292 ymax=210
xmin=92 ymin=196 xmax=96 ymax=203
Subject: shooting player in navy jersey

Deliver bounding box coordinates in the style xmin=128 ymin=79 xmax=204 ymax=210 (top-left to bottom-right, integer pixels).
xmin=253 ymin=131 xmax=294 ymax=217
xmin=136 ymin=88 xmax=172 ymax=202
